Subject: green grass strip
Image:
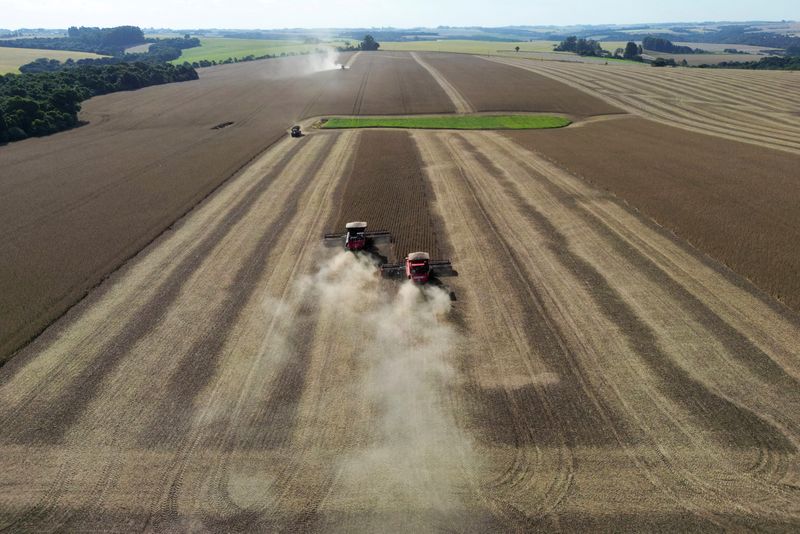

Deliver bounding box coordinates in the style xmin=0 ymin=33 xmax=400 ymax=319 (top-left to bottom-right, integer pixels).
xmin=321 ymin=115 xmax=571 ymax=130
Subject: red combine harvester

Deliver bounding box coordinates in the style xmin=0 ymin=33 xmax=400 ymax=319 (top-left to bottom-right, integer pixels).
xmin=381 ymin=251 xmax=456 ymax=284
xmin=323 ymin=221 xmax=392 ymax=252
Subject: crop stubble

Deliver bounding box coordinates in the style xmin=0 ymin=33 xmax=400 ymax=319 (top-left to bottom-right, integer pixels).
xmin=0 ymin=50 xmax=799 ymax=531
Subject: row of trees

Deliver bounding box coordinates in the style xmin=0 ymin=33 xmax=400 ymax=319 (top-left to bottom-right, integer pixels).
xmin=698 ymin=55 xmax=800 ymax=70
xmin=642 ymin=36 xmax=702 ymax=54
xmin=554 ymin=36 xmax=605 ymax=57
xmin=0 ymin=27 xmax=199 ymax=59
xmin=0 ymin=63 xmax=198 ymax=143
xmin=0 ymin=26 xmax=146 ymax=56
xmin=338 ymin=35 xmax=380 ymax=52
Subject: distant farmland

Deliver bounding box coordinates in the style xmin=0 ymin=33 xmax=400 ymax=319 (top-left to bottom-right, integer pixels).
xmin=171 ymin=37 xmax=344 ymax=64
xmin=382 ymin=39 xmax=774 ymax=65
xmin=380 ymin=39 xmax=561 ymax=55
xmin=0 ymin=47 xmax=106 ymax=74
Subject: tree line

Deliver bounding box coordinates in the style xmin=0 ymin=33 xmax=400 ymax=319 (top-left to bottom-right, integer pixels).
xmin=642 ymin=36 xmax=703 ymax=54
xmin=0 ymin=26 xmax=199 ymax=59
xmin=554 ymin=36 xmax=605 ymax=57
xmin=0 ymin=63 xmax=198 ymax=143
xmin=337 ymin=35 xmax=380 ymax=52
xmin=698 ymin=55 xmax=800 ymax=70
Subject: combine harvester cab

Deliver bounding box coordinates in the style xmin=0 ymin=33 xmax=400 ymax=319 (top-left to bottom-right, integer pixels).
xmin=323 ymin=221 xmax=393 ymax=258
xmin=381 ymin=251 xmax=457 ymax=285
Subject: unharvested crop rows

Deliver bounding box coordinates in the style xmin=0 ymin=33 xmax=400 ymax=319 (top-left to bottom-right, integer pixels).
xmin=491 ymin=57 xmax=800 ymax=153
xmin=328 ymin=130 xmax=443 ymax=259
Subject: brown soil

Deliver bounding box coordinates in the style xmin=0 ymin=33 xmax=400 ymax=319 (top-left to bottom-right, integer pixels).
xmin=506 ymin=117 xmax=800 ymax=312
xmin=420 ymin=52 xmax=623 ymax=116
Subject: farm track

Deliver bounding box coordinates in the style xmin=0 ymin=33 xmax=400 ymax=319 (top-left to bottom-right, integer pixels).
xmin=410 ymin=52 xmax=474 ymax=113
xmin=1 ymin=51 xmax=800 ymax=531
xmin=489 ymin=56 xmax=800 ymax=154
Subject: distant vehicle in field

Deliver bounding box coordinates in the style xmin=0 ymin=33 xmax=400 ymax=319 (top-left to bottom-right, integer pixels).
xmin=381 ymin=251 xmax=456 ymax=285
xmin=323 ymin=221 xmax=392 ymax=252
xmin=290 ymin=125 xmax=302 ymax=137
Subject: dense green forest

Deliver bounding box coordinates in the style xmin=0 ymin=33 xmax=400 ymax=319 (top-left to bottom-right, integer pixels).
xmin=0 ymin=63 xmax=198 ymax=143
xmin=642 ymin=36 xmax=701 ymax=54
xmin=698 ymin=55 xmax=800 ymax=70
xmin=554 ymin=36 xmax=605 ymax=57
xmin=0 ymin=26 xmax=145 ymax=55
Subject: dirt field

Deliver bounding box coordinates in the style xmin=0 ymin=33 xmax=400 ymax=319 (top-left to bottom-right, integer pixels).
xmin=1 ymin=50 xmax=800 ymax=531
xmin=0 ymin=51 xmax=454 ymax=362
xmin=490 ymin=56 xmax=800 ymax=154
xmin=0 ymin=126 xmax=798 ymax=531
xmin=421 ymin=53 xmax=623 ymax=117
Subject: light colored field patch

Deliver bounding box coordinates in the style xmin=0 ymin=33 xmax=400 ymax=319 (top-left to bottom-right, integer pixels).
xmin=0 ymin=47 xmax=106 ymax=74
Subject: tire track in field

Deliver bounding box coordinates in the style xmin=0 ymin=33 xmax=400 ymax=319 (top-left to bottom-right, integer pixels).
xmin=351 ymin=57 xmax=371 ymax=116
xmin=410 ymin=52 xmax=474 ymax=114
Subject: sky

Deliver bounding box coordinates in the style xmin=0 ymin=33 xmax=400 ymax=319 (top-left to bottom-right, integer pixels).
xmin=0 ymin=0 xmax=797 ymax=30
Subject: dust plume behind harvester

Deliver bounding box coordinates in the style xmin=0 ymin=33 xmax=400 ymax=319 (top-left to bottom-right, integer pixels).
xmin=381 ymin=251 xmax=456 ymax=285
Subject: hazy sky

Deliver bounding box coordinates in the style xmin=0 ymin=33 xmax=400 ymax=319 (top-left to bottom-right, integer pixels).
xmin=1 ymin=0 xmax=797 ymax=29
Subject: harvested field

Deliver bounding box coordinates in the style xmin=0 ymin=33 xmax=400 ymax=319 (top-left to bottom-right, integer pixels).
xmin=506 ymin=117 xmax=800 ymax=311
xmin=0 ymin=126 xmax=798 ymax=531
xmin=420 ymin=52 xmax=623 ymax=116
xmin=0 ymin=51 xmax=454 ymax=362
xmin=492 ymin=56 xmax=800 ymax=154
xmin=1 ymin=48 xmax=800 ymax=532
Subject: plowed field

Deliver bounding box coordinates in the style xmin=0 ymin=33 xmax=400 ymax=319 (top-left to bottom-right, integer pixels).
xmin=1 ymin=51 xmax=799 ymax=531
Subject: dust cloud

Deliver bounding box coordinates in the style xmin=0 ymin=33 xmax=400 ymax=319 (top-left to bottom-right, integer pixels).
xmin=298 ymin=250 xmax=475 ymax=523
xmin=263 ymin=47 xmax=344 ymax=79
